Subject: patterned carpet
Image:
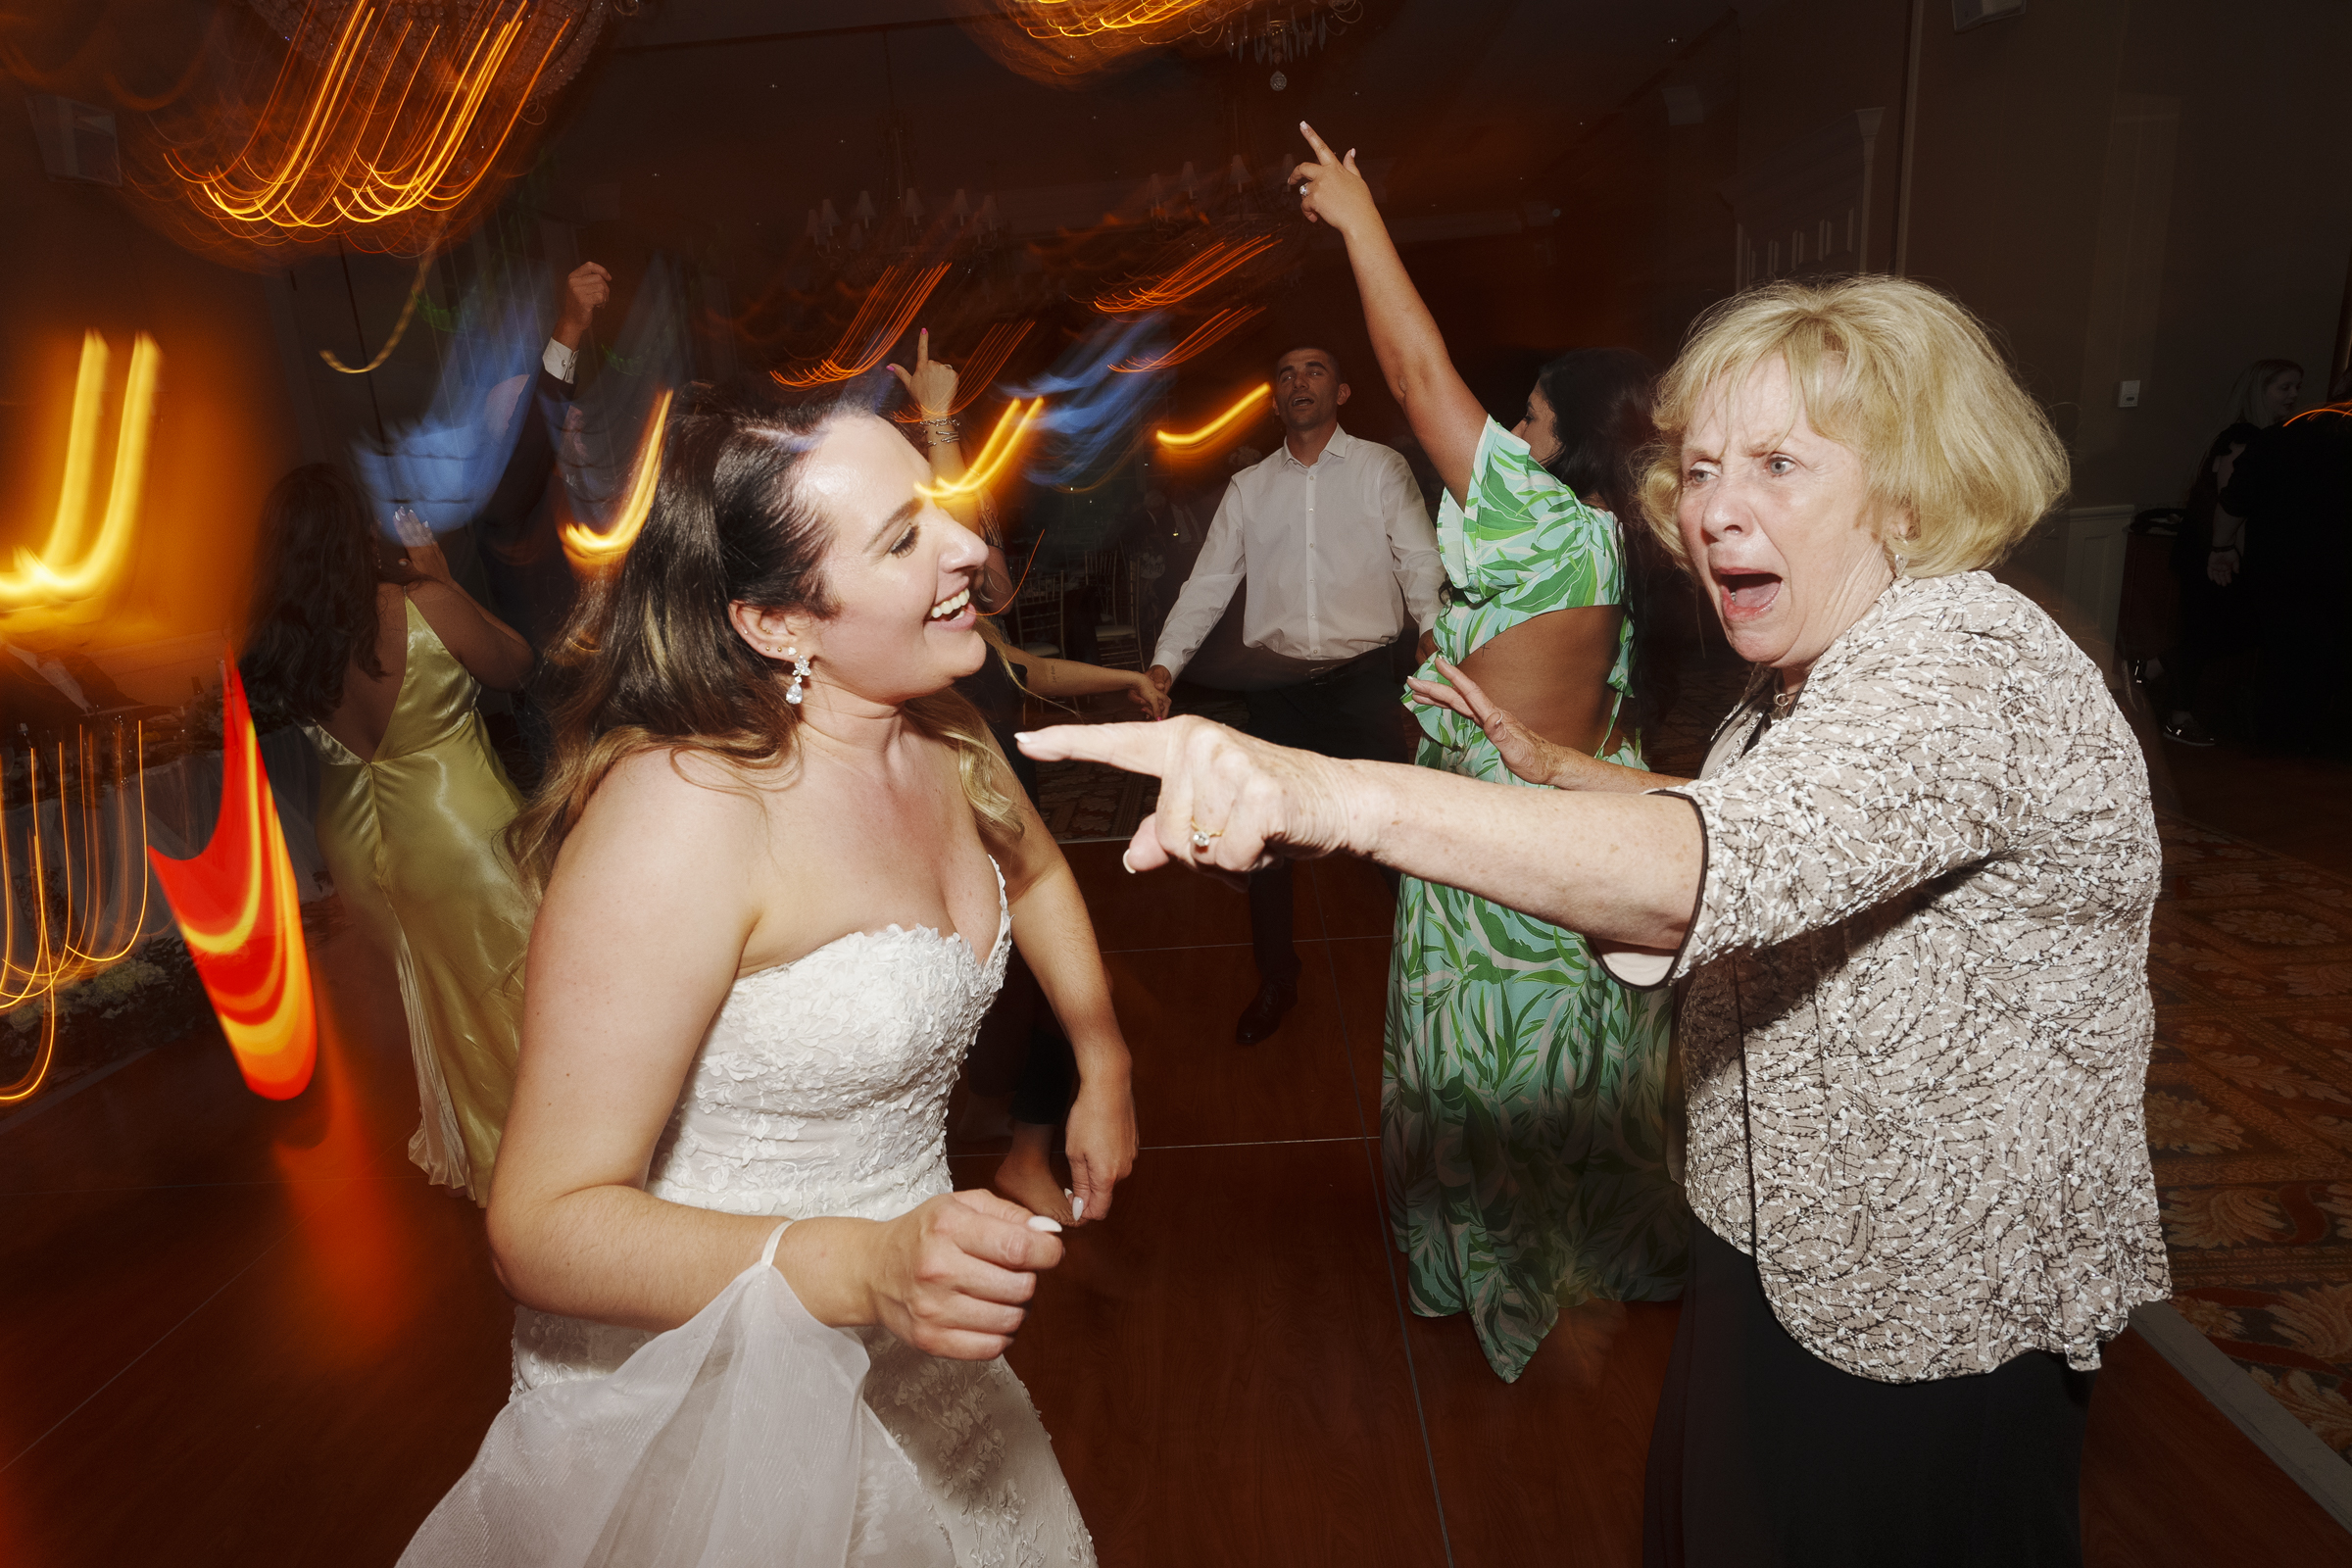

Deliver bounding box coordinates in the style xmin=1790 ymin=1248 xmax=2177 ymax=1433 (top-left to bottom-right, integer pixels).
xmin=2147 ymin=814 xmax=2352 ymax=1466
xmin=1034 ymin=689 xmax=1247 ymax=844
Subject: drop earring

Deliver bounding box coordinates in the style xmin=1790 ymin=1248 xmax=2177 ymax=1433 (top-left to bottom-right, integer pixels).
xmin=783 ymin=646 xmax=811 ymax=706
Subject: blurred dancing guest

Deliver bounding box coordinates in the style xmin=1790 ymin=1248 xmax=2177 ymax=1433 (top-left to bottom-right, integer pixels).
xmin=1146 ymin=343 xmax=1442 ymax=1043
xmin=896 ymin=334 xmax=1162 ymax=1225
xmin=475 ymin=260 xmax=609 ymax=778
xmin=1291 ymin=127 xmax=1684 ymax=1380
xmin=240 ymin=466 xmax=536 ymax=1202
xmin=1025 ymin=270 xmax=2166 ymax=1567
xmin=408 ymin=382 xmax=1130 ymax=1561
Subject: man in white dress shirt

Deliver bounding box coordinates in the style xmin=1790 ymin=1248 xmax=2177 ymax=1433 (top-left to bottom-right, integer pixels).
xmin=1146 ymin=344 xmax=1442 ymax=1043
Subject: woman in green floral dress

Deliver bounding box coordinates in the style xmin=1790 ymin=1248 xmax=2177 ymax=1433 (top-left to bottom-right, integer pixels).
xmin=1291 ymin=128 xmax=1690 ymax=1380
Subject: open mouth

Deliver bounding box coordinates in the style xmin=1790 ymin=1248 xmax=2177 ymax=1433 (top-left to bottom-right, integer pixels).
xmin=1714 ymin=570 xmax=1782 ymax=618
xmin=927 ymin=584 xmax=973 ymax=622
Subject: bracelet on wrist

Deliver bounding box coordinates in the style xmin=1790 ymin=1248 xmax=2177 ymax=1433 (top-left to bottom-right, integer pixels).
xmin=921 ymin=416 xmax=960 ymax=446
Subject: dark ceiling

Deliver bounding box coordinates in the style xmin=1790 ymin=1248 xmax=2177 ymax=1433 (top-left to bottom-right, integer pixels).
xmin=548 ymin=0 xmax=1736 ymax=262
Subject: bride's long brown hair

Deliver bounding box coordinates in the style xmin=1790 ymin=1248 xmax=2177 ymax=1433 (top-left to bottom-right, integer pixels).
xmin=506 ymin=380 xmax=1021 ymax=893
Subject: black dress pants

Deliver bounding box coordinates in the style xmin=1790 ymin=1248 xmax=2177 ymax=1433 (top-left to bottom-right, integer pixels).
xmin=1644 ymin=1221 xmax=2095 ymax=1568
xmin=1239 ymin=651 xmax=1409 ymax=987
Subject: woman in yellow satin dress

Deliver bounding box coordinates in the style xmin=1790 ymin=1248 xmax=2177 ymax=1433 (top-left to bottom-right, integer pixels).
xmin=242 ymin=465 xmax=538 ymax=1202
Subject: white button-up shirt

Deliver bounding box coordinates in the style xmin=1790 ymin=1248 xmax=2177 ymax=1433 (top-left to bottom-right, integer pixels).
xmin=1151 ymin=427 xmax=1443 ymax=679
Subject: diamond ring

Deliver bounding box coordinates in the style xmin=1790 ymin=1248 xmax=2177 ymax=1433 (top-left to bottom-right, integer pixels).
xmin=1189 ymin=821 xmax=1224 ymax=849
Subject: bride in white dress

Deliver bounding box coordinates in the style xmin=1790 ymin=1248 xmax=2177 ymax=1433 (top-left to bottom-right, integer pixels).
xmin=401 ymin=384 xmax=1135 ymax=1565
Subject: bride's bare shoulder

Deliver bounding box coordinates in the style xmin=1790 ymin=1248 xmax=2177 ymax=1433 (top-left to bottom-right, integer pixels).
xmin=564 ymin=746 xmax=779 ymax=864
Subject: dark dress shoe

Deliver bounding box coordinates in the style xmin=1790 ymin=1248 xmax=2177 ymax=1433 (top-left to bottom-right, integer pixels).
xmin=1234 ymin=980 xmax=1299 ymax=1045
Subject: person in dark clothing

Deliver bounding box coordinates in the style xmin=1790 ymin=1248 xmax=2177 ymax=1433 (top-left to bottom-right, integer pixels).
xmin=953 ymin=547 xmax=1164 ymax=1220
xmin=2152 ymin=421 xmax=2260 ymax=745
xmin=475 ymin=261 xmax=610 ymax=782
xmin=2220 ymin=398 xmax=2352 ymax=755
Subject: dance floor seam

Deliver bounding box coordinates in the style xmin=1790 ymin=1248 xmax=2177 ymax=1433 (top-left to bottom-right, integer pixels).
xmin=0 ymin=1222 xmax=297 ymax=1475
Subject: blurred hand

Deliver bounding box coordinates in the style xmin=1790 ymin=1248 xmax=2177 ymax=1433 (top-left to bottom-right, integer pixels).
xmin=2207 ymin=548 xmax=2238 ymax=587
xmin=888 ymin=327 xmax=958 ymax=420
xmin=1146 ymin=664 xmax=1173 ymax=695
xmin=1404 ymin=657 xmax=1568 ymax=788
xmin=555 ymin=262 xmax=612 ymax=349
xmin=1062 ymin=1072 xmax=1137 ymax=1224
xmin=1125 ymin=672 xmax=1170 ymax=720
xmin=1017 ymin=715 xmax=1358 ymax=886
xmin=1291 ymin=122 xmax=1377 ymax=236
xmin=1415 ymin=628 xmax=1437 ymax=663
xmin=856 ymin=1189 xmax=1064 ymax=1360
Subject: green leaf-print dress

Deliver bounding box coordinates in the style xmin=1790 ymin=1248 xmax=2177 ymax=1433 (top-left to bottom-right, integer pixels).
xmin=1385 ymin=418 xmax=1688 ymax=1382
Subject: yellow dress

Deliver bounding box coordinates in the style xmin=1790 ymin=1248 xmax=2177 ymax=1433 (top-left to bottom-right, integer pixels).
xmin=305 ymin=596 xmax=532 ymax=1204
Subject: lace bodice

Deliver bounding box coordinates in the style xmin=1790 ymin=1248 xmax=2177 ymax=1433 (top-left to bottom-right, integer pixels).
xmin=508 ymin=862 xmax=1093 ymax=1566
xmin=516 ymin=865 xmax=1012 ymax=1387
xmin=643 ymin=867 xmax=1013 ymax=1225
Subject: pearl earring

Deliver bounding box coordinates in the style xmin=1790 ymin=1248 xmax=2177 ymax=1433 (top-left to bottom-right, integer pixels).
xmin=783 ymin=645 xmax=811 ymax=706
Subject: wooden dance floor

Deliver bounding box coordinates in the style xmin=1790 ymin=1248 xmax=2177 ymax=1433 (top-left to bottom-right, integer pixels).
xmin=2 ymin=845 xmax=2347 ymax=1564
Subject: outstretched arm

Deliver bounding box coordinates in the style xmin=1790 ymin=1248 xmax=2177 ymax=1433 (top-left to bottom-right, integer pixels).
xmin=1002 ymin=643 xmax=1168 ymax=719
xmin=1292 ymin=122 xmax=1487 ymax=506
xmin=1020 ymin=717 xmax=1699 ymax=953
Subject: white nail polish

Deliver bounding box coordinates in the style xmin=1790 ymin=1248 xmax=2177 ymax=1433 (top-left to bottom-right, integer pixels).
xmin=1071 ymin=1195 xmax=1086 ymax=1221
xmin=1026 ymin=1214 xmax=1062 ymax=1233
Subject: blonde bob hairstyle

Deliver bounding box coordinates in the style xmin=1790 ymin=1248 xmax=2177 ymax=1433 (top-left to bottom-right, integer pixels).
xmin=1638 ymin=275 xmax=2069 ymax=580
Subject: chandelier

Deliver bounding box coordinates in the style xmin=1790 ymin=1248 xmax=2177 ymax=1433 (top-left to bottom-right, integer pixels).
xmin=151 ymin=0 xmax=617 ymax=257
xmin=961 ymin=0 xmax=1364 ymax=84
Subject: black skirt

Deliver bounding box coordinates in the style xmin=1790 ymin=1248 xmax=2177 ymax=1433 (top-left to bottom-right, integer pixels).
xmin=1643 ymin=1220 xmax=2097 ymax=1568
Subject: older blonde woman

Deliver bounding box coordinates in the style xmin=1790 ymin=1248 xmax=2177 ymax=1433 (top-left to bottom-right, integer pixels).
xmin=1023 ymin=270 xmax=2167 ymax=1567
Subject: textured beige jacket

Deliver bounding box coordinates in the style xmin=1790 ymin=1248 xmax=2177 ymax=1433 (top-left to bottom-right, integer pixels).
xmin=1608 ymin=570 xmax=2171 ymax=1382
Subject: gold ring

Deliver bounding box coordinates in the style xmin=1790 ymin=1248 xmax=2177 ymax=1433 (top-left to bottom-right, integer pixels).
xmin=1189 ymin=821 xmax=1224 ymax=849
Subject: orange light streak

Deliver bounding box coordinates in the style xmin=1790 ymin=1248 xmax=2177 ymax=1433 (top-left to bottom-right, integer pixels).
xmin=164 ymin=0 xmax=567 ymax=238
xmin=562 ymin=388 xmax=674 ymax=571
xmin=894 ymin=320 xmax=1037 ymax=421
xmin=1154 ymin=382 xmax=1269 ymax=452
xmin=771 ymin=263 xmax=953 ymax=388
xmin=148 ymin=660 xmax=318 ymax=1102
xmin=0 ymin=727 xmax=155 ymax=1104
xmin=1112 ymin=305 xmax=1263 ymax=371
xmin=1091 ymin=233 xmax=1280 ymax=313
xmin=919 ymin=398 xmax=1048 ymax=501
xmin=0 ymin=332 xmax=159 ymax=612
xmin=1010 ymin=0 xmax=1214 ymax=37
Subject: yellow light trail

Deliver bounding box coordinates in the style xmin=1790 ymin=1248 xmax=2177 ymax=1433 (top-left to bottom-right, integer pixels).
xmin=919 ymin=398 xmax=1047 ymax=501
xmin=0 ymin=332 xmax=160 ymax=611
xmin=1154 ymin=382 xmax=1268 ymax=452
xmin=562 ymin=388 xmax=675 ymax=571
xmin=772 ymin=262 xmax=953 ymax=388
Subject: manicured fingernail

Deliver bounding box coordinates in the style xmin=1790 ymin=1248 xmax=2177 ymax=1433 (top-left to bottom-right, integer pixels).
xmin=1071 ymin=1195 xmax=1086 ymax=1220
xmin=1026 ymin=1214 xmax=1062 ymax=1233
xmin=1120 ymin=849 xmax=1140 ymax=874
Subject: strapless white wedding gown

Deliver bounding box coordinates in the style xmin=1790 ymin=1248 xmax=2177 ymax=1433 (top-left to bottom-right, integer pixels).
xmin=404 ymin=866 xmax=1095 ymax=1566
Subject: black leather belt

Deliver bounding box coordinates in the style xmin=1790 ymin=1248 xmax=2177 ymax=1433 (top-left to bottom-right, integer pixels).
xmin=1298 ymin=645 xmax=1394 ymax=687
